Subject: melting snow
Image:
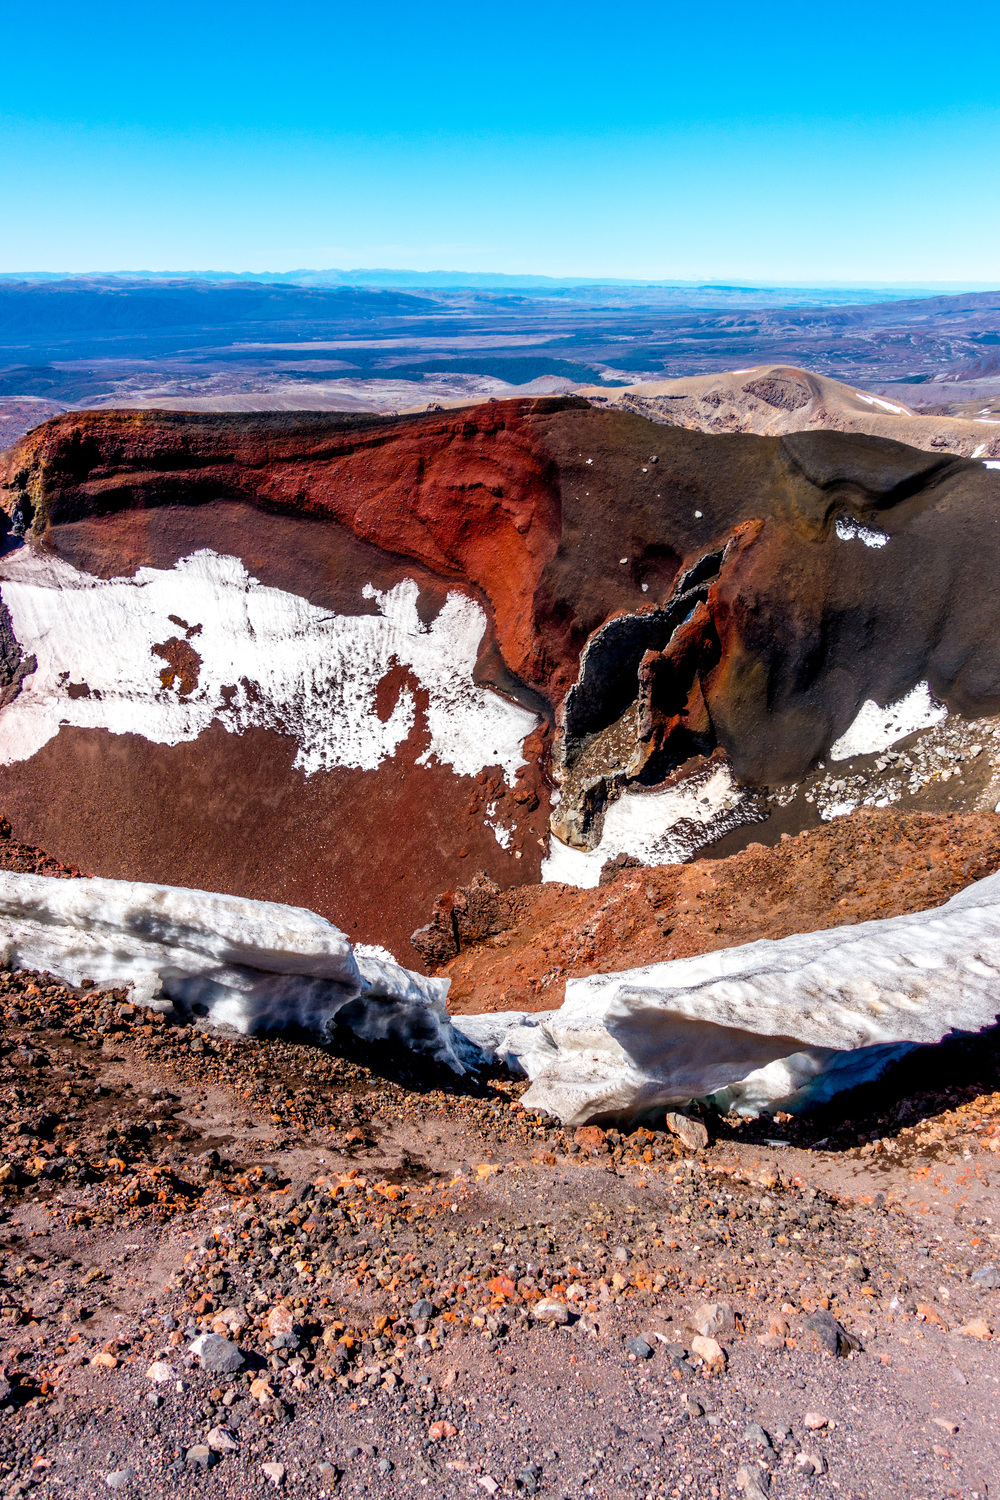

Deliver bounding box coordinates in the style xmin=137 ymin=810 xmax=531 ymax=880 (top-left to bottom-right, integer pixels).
xmin=830 ymin=681 xmax=947 ymax=761
xmin=834 ymin=516 xmax=889 ymax=548
xmin=540 ymin=761 xmax=758 ymax=888
xmin=0 ymin=547 xmax=539 ymax=783
xmin=461 ymin=868 xmax=1000 ymax=1120
xmin=853 ymin=391 xmax=907 ymax=415
xmin=0 ymin=870 xmax=473 ymax=1072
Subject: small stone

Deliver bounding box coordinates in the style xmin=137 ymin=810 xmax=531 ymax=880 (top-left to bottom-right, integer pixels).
xmin=429 ymin=1420 xmax=458 ymax=1440
xmin=207 ymin=1426 xmax=239 ymax=1452
xmin=189 ymin=1333 xmax=244 ymax=1374
xmin=803 ymin=1308 xmax=860 ymax=1357
xmin=795 ymin=1452 xmax=826 ymax=1476
xmin=318 ymin=1465 xmax=339 ymax=1490
xmin=959 ymin=1319 xmax=992 ymax=1340
xmin=932 ymin=1418 xmax=959 ymax=1435
xmin=478 ymin=1478 xmax=499 ymax=1496
xmin=574 ymin=1126 xmax=606 ymax=1153
xmin=664 ymin=1112 xmax=709 ymax=1151
xmin=185 ymin=1446 xmax=213 ymax=1470
xmin=411 ymin=1299 xmax=434 ymax=1321
xmin=261 ymin=1462 xmax=286 ymax=1487
xmin=250 ymin=1376 xmax=275 ymax=1402
xmin=691 ymin=1303 xmax=736 ymax=1339
xmin=743 ymin=1423 xmax=772 ymax=1449
xmin=690 ymin=1334 xmax=726 ymax=1373
xmin=626 ymin=1336 xmax=653 ymax=1359
xmin=105 ymin=1472 xmax=134 ymax=1491
xmin=951 ymin=1368 xmax=969 ymax=1385
xmin=267 ymin=1306 xmax=294 ymax=1336
xmin=532 ymin=1299 xmax=570 ymax=1325
xmin=91 ymin=1351 xmax=118 ymax=1369
xmin=803 ymin=1411 xmax=828 ymax=1431
xmin=971 ymin=1264 xmax=1000 ymax=1288
xmin=613 ymin=1246 xmax=630 ymax=1263
xmin=145 ymin=1362 xmax=174 ymax=1383
xmin=682 ymin=1397 xmax=704 ymax=1418
xmin=377 ymin=1458 xmax=393 ymax=1475
xmin=736 ymin=1462 xmax=770 ymax=1498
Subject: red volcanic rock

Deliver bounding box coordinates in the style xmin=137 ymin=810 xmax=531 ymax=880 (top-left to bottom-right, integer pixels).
xmin=436 ymin=808 xmax=1000 ymax=1014
xmin=2 ymin=400 xmax=1000 ymax=957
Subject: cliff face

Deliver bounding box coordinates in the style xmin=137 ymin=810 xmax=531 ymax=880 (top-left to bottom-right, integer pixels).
xmin=2 ymin=399 xmax=1000 ymax=959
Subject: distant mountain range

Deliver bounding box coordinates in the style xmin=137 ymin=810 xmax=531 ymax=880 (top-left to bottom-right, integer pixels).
xmin=0 ymin=269 xmax=996 ymax=306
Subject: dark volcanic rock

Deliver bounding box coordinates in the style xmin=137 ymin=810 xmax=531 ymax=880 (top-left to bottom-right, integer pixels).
xmin=1 ymin=401 xmax=999 ymax=953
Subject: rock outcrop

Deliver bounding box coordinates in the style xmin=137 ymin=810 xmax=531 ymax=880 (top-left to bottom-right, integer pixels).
xmin=3 ymin=400 xmax=1000 ymax=955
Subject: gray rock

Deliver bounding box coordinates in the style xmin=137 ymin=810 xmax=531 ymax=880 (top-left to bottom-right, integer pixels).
xmin=613 ymin=1246 xmax=631 ymax=1263
xmin=193 ymin=1333 xmax=244 ymax=1374
xmin=803 ymin=1308 xmax=861 ymax=1357
xmin=626 ymin=1336 xmax=653 ymax=1359
xmin=971 ymin=1264 xmax=1000 ymax=1288
xmin=105 ymin=1472 xmax=134 ymax=1491
xmin=736 ymin=1463 xmax=771 ymax=1499
xmin=410 ymin=1299 xmax=435 ymax=1320
xmin=744 ymin=1422 xmax=773 ymax=1450
xmin=261 ymin=1462 xmax=285 ymax=1487
xmin=185 ymin=1446 xmax=213 ymax=1470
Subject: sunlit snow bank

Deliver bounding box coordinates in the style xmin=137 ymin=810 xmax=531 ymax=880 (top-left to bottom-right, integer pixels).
xmin=830 ymin=680 xmax=947 ymax=762
xmin=455 ymin=870 xmax=1000 ymax=1122
xmin=0 ymin=871 xmax=472 ymax=1073
xmin=0 ymin=547 xmax=538 ymax=782
xmin=540 ymin=760 xmax=759 ymax=888
xmin=3 ymin=866 xmax=999 ymax=1124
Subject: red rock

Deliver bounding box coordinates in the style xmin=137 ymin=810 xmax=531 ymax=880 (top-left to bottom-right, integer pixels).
xmin=3 ymin=402 xmax=1000 ymax=958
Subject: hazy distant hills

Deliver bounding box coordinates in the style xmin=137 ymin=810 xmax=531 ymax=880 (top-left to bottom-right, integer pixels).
xmin=0 ymin=280 xmax=435 ymax=358
xmin=3 ymin=275 xmax=1000 ymax=448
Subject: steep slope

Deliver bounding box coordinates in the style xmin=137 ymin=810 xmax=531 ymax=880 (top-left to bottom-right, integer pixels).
xmin=3 ymin=399 xmax=1000 ymax=956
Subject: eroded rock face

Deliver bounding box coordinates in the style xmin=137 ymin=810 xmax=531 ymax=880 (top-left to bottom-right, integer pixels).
xmin=3 ymin=400 xmax=1000 ymax=953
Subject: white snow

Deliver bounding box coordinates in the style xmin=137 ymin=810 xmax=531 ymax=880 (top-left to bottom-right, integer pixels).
xmin=460 ymin=868 xmax=1000 ymax=1122
xmin=541 ymin=760 xmax=757 ymax=888
xmin=4 ymin=862 xmax=1000 ymax=1121
xmin=0 ymin=869 xmax=473 ymax=1072
xmin=986 ymin=461 xmax=1000 ymax=470
xmin=853 ymin=391 xmax=907 ymax=415
xmin=834 ymin=517 xmax=889 ymax=548
xmin=0 ymin=547 xmax=539 ymax=784
xmin=973 ymin=444 xmax=987 ymax=458
xmin=829 ymin=681 xmax=947 ymax=761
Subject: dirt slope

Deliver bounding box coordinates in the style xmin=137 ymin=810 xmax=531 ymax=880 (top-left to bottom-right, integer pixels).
xmin=576 ymin=364 xmax=1000 ymax=460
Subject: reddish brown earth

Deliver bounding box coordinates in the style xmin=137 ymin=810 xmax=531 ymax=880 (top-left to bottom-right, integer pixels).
xmin=5 ymin=402 xmax=1000 ymax=955
xmin=421 ymin=809 xmax=1000 ymax=1013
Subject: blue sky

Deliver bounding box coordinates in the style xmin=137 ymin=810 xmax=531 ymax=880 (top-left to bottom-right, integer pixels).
xmin=2 ymin=0 xmax=999 ymax=282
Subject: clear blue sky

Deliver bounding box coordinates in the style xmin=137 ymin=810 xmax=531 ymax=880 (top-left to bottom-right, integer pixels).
xmin=2 ymin=0 xmax=998 ymax=282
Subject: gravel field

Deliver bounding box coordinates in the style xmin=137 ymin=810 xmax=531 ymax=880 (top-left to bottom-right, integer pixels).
xmin=0 ymin=961 xmax=993 ymax=1500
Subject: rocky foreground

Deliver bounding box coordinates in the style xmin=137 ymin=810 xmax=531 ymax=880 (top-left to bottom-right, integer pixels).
xmin=0 ymin=953 xmax=993 ymax=1500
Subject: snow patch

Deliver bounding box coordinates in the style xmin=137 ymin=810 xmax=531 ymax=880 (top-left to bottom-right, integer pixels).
xmin=830 ymin=681 xmax=947 ymax=761
xmin=853 ymin=391 xmax=907 ymax=415
xmin=0 ymin=548 xmax=539 ymax=784
xmin=541 ymin=761 xmax=758 ymax=888
xmin=834 ymin=516 xmax=889 ymax=548
xmin=465 ymin=868 xmax=1000 ymax=1121
xmin=0 ymin=870 xmax=473 ymax=1072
